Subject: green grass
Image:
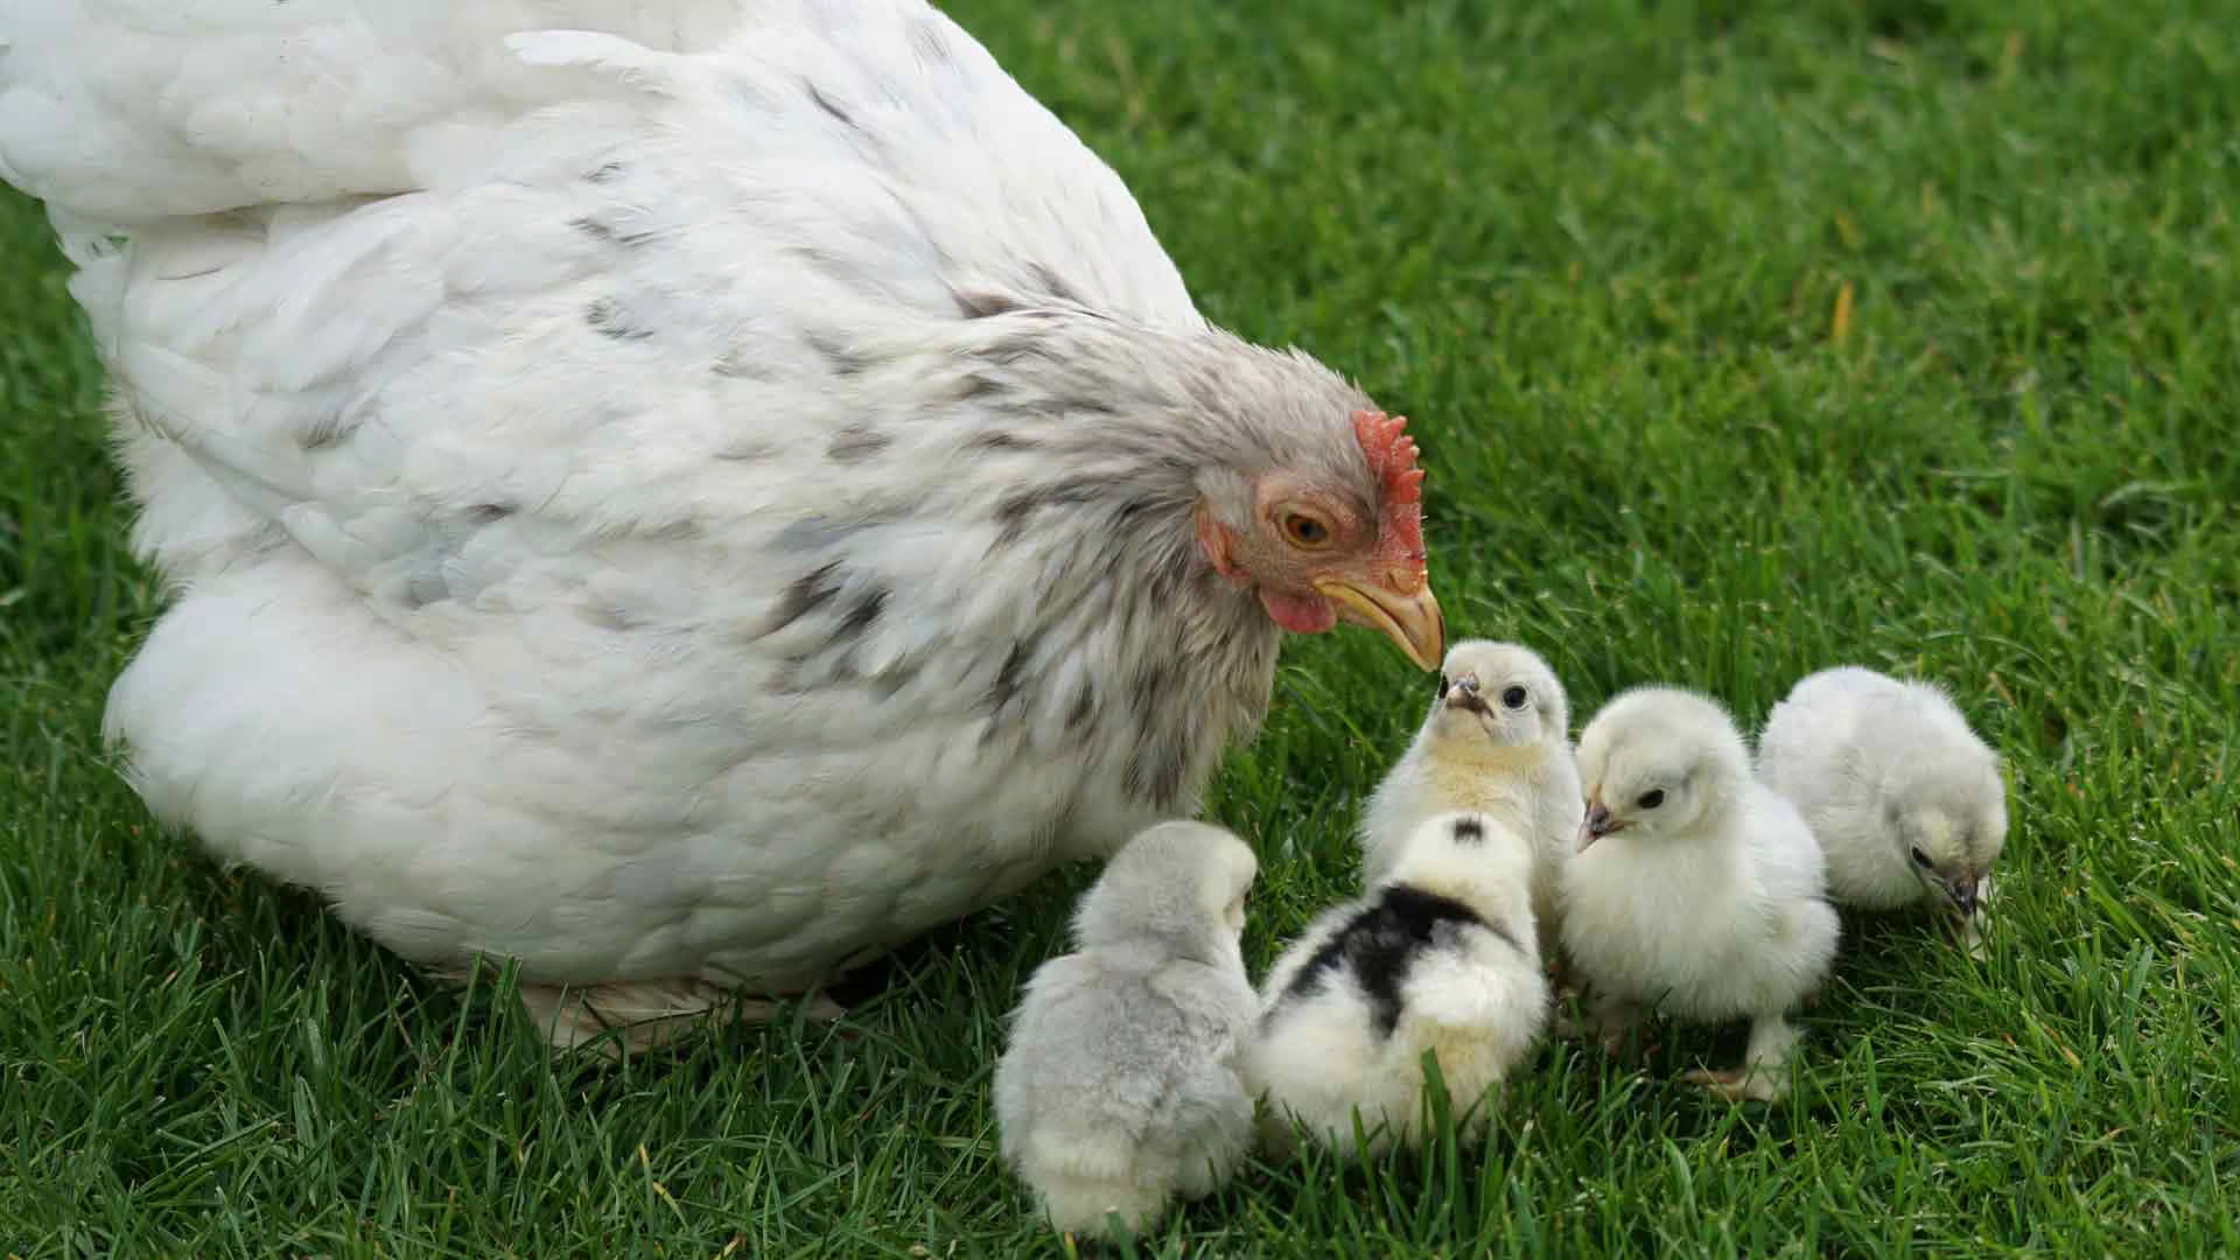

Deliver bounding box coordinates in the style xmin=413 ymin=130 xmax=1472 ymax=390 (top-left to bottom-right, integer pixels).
xmin=4 ymin=0 xmax=2238 ymax=1253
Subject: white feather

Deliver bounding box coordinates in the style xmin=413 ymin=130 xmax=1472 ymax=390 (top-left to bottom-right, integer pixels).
xmin=1561 ymin=687 xmax=1840 ymax=1102
xmin=1756 ymin=666 xmax=2007 ymax=935
xmin=1358 ymin=640 xmax=1582 ymax=958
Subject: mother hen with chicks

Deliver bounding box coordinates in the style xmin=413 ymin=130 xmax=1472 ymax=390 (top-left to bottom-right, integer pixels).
xmin=0 ymin=0 xmax=1442 ymax=1048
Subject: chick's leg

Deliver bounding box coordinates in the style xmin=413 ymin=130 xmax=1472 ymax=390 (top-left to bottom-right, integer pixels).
xmin=1589 ymin=992 xmax=1648 ymax=1058
xmin=1686 ymin=1013 xmax=1802 ymax=1103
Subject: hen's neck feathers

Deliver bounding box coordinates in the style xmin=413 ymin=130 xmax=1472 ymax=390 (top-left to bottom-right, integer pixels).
xmin=901 ymin=304 xmax=1292 ymax=649
xmin=767 ymin=308 xmax=1367 ymax=819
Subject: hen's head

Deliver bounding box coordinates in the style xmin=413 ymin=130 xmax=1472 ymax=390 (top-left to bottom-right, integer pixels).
xmin=938 ymin=311 xmax=1442 ymax=671
xmin=1192 ymin=408 xmax=1443 ymax=669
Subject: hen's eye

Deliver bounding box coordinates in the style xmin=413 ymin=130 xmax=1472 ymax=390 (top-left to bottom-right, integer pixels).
xmin=1501 ymin=685 xmax=1529 ymax=710
xmin=1637 ymin=789 xmax=1666 ymax=810
xmin=1281 ymin=513 xmax=1332 ymax=548
xmin=1910 ymin=846 xmax=1933 ymax=868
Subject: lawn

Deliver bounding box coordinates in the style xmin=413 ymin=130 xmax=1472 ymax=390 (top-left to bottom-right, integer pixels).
xmin=4 ymin=0 xmax=2238 ymax=1254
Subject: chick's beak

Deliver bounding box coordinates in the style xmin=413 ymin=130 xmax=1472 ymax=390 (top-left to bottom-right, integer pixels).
xmin=1577 ymin=800 xmax=1619 ymax=852
xmin=1946 ymin=876 xmax=1980 ymax=918
xmin=1444 ymin=674 xmax=1485 ymax=713
xmin=1316 ymin=572 xmax=1444 ymax=671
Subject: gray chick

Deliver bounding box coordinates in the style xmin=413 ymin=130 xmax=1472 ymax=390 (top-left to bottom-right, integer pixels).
xmin=1757 ymin=666 xmax=2007 ymax=953
xmin=992 ymin=821 xmax=1259 ymax=1240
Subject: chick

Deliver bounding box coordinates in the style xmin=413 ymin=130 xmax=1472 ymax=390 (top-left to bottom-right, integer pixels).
xmin=993 ymin=822 xmax=1260 ymax=1240
xmin=1250 ymin=812 xmax=1550 ymax=1157
xmin=1561 ymin=688 xmax=1839 ymax=1103
xmin=1359 ymin=640 xmax=1584 ymax=959
xmin=1757 ymin=666 xmax=2007 ymax=953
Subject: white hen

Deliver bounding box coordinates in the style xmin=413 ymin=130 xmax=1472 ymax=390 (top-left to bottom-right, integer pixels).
xmin=0 ymin=1 xmax=1448 ymax=1049
xmin=1562 ymin=687 xmax=1839 ymax=1103
xmin=1757 ymin=666 xmax=2007 ymax=951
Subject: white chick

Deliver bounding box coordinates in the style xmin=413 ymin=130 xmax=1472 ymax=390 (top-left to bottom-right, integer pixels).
xmin=1251 ymin=811 xmax=1550 ymax=1157
xmin=1359 ymin=640 xmax=1584 ymax=959
xmin=1561 ymin=687 xmax=1839 ymax=1103
xmin=992 ymin=821 xmax=1259 ymax=1240
xmin=1757 ymin=666 xmax=2008 ymax=953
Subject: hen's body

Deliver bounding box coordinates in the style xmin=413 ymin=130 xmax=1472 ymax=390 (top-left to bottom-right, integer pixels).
xmin=0 ymin=1 xmax=1413 ymax=1043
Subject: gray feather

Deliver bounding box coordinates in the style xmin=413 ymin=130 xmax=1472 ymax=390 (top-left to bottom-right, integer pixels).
xmin=992 ymin=823 xmax=1258 ymax=1238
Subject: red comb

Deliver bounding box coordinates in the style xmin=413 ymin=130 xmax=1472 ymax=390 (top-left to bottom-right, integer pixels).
xmin=1353 ymin=410 xmax=1424 ymax=505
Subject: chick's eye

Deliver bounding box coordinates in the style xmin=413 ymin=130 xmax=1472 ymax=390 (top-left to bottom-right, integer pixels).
xmin=1280 ymin=513 xmax=1332 ymax=548
xmin=1637 ymin=789 xmax=1666 ymax=810
xmin=1910 ymin=846 xmax=1933 ymax=868
xmin=1501 ymin=685 xmax=1529 ymax=710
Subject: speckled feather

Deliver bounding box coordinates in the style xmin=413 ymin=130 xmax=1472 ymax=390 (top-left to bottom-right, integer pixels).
xmin=0 ymin=0 xmax=1401 ymax=1041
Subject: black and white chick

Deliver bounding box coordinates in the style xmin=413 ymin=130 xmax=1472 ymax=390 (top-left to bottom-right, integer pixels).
xmin=1757 ymin=666 xmax=2008 ymax=955
xmin=1561 ymin=688 xmax=1840 ymax=1103
xmin=1250 ymin=812 xmax=1550 ymax=1157
xmin=993 ymin=822 xmax=1259 ymax=1240
xmin=1358 ymin=640 xmax=1583 ymax=959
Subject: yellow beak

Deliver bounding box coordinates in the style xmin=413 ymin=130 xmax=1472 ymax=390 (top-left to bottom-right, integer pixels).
xmin=1315 ymin=576 xmax=1445 ymax=671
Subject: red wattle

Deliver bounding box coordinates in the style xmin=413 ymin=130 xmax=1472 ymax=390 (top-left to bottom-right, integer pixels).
xmin=1259 ymin=588 xmax=1338 ymax=634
